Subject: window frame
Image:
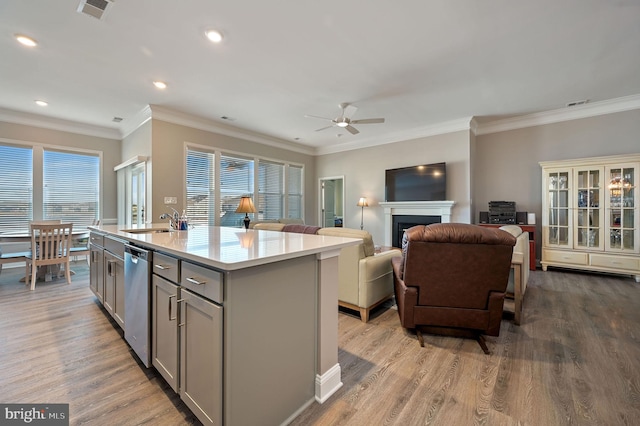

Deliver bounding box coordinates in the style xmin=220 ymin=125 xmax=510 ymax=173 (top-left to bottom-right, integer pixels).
xmin=184 ymin=143 xmax=305 ymax=226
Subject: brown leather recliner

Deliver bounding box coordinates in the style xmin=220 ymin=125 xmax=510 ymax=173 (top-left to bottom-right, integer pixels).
xmin=391 ymin=223 xmax=516 ymax=353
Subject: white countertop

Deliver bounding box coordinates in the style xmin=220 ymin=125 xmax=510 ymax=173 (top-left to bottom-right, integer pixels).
xmin=92 ymin=224 xmax=360 ymax=271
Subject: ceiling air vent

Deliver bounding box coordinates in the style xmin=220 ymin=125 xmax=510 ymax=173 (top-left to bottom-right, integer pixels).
xmin=77 ymin=0 xmax=114 ymax=20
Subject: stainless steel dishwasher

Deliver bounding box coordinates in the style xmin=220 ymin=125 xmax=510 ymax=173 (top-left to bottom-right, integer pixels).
xmin=124 ymin=244 xmax=152 ymax=367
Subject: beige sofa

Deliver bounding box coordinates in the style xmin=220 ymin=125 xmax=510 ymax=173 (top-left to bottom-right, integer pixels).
xmin=248 ymin=218 xmax=304 ymax=229
xmin=253 ymin=223 xmax=402 ymax=322
xmin=499 ymin=225 xmax=530 ymax=325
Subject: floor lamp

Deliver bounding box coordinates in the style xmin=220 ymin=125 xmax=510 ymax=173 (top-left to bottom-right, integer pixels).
xmin=357 ymin=197 xmax=368 ymax=230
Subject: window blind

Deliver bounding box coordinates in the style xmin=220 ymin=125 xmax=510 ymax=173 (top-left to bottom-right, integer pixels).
xmin=43 ymin=149 xmax=99 ymax=227
xmin=186 ymin=149 xmax=215 ymax=226
xmin=288 ymin=164 xmax=303 ymax=219
xmin=0 ymin=145 xmax=33 ymax=230
xmin=258 ymin=160 xmax=284 ymax=220
xmin=220 ymin=154 xmax=254 ymax=227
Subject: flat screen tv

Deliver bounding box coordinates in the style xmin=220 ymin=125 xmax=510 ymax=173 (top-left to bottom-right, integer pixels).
xmin=385 ymin=162 xmax=446 ymax=202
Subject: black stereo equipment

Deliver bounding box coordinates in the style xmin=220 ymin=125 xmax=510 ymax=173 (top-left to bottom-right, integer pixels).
xmin=516 ymin=211 xmax=528 ymax=225
xmin=479 ymin=211 xmax=489 ymax=224
xmin=488 ymin=201 xmax=516 ymax=224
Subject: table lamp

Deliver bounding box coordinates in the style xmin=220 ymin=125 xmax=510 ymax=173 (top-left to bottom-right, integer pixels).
xmin=357 ymin=197 xmax=368 ymax=230
xmin=235 ymin=196 xmax=257 ymax=229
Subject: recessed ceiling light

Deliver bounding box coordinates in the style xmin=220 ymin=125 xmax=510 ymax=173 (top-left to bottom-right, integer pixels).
xmin=35 ymin=100 xmax=48 ymax=107
xmin=15 ymin=34 xmax=38 ymax=47
xmin=205 ymin=29 xmax=223 ymax=43
xmin=153 ymin=81 xmax=167 ymax=89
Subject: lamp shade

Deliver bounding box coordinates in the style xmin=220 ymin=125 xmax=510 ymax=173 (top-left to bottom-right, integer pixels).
xmin=235 ymin=196 xmax=257 ymax=213
xmin=357 ymin=197 xmax=368 ymax=207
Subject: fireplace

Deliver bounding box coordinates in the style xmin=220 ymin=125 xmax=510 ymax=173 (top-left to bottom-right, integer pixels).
xmin=392 ymin=215 xmax=441 ymax=248
xmin=379 ymin=201 xmax=455 ymax=247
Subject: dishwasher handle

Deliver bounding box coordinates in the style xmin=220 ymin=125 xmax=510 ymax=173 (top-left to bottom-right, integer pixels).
xmin=125 ymin=245 xmax=150 ymax=262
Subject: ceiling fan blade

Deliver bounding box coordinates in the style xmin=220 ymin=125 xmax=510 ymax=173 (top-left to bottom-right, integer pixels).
xmin=351 ymin=118 xmax=385 ymax=124
xmin=342 ymin=104 xmax=358 ymax=119
xmin=345 ymin=125 xmax=359 ymax=135
xmin=315 ymin=125 xmax=335 ymax=132
xmin=304 ymin=114 xmax=334 ymax=121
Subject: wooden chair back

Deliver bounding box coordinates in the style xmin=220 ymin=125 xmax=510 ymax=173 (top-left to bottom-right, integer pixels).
xmin=26 ymin=223 xmax=73 ymax=290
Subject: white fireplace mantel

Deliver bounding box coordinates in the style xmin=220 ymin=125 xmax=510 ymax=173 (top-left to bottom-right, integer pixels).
xmin=379 ymin=201 xmax=456 ymax=246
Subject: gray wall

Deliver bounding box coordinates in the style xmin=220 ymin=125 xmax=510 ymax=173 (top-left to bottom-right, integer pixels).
xmin=0 ymin=120 xmax=122 ymax=223
xmin=315 ymin=130 xmax=473 ymax=245
xmin=474 ymin=109 xmax=640 ymax=262
xmin=146 ymin=119 xmax=316 ymax=224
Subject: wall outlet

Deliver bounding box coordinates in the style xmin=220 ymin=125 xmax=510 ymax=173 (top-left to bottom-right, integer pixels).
xmin=164 ymin=196 xmax=177 ymax=204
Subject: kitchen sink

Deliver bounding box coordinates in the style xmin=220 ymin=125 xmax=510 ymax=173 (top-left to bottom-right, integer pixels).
xmin=121 ymin=228 xmax=172 ymax=234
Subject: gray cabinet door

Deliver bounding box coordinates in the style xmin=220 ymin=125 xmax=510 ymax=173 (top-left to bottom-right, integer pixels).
xmin=152 ymin=275 xmax=179 ymax=392
xmin=89 ymin=246 xmax=104 ymax=302
xmin=180 ymin=289 xmax=222 ymax=426
xmin=103 ymin=251 xmax=116 ymax=317
xmin=113 ymin=256 xmax=125 ymax=328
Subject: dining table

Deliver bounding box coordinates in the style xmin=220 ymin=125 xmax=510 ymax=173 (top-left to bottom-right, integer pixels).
xmin=0 ymin=228 xmax=90 ymax=282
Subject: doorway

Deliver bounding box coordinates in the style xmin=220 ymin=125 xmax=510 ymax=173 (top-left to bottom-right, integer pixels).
xmin=319 ymin=176 xmax=344 ymax=227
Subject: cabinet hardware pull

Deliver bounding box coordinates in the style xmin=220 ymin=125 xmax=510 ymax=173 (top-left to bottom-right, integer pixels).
xmin=186 ymin=277 xmax=206 ymax=285
xmin=169 ymin=294 xmax=177 ymax=320
xmin=154 ymin=264 xmax=170 ymax=270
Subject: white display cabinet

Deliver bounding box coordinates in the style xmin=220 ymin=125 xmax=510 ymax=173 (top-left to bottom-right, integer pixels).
xmin=540 ymin=154 xmax=639 ymax=282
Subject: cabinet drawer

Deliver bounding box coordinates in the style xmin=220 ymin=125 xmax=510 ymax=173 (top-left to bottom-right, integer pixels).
xmin=104 ymin=235 xmax=126 ymax=259
xmin=153 ymin=252 xmax=180 ymax=283
xmin=590 ymin=254 xmax=639 ymax=271
xmin=90 ymin=232 xmax=104 ymax=248
xmin=543 ymin=249 xmax=588 ymax=265
xmin=181 ymin=261 xmax=223 ymax=304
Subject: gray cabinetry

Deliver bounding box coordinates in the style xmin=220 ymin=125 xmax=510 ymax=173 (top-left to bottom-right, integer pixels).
xmin=152 ymin=252 xmax=180 ymax=392
xmin=180 ymin=288 xmax=223 ymax=426
xmin=103 ymin=236 xmax=126 ymax=328
xmin=89 ymin=231 xmax=104 ymax=302
xmin=151 ymin=254 xmax=223 ymax=426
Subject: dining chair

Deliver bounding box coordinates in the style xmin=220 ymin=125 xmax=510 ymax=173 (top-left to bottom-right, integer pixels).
xmin=70 ymin=219 xmax=99 ymax=263
xmin=25 ymin=222 xmax=73 ymax=290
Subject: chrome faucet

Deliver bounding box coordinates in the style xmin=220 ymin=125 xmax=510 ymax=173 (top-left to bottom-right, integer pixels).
xmin=160 ymin=208 xmax=180 ymax=230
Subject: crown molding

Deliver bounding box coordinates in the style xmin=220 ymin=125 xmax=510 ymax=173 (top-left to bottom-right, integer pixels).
xmin=121 ymin=105 xmax=152 ymax=139
xmin=475 ymin=94 xmax=640 ymax=135
xmin=0 ymin=107 xmax=121 ymax=140
xmin=148 ymin=105 xmax=316 ymax=155
xmin=314 ymin=117 xmax=474 ymax=155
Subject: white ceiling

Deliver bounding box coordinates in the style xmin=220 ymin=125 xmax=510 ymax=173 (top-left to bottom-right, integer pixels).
xmin=1 ymin=0 xmax=639 ymax=154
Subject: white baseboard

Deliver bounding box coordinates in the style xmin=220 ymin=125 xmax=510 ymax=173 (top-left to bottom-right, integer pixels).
xmin=315 ymin=363 xmax=342 ymax=403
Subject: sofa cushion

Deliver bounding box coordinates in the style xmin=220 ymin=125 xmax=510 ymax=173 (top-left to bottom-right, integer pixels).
xmin=282 ymin=224 xmax=321 ymax=234
xmin=499 ymin=225 xmax=523 ymax=238
xmin=317 ymin=227 xmax=375 ymax=257
xmin=253 ymin=223 xmax=286 ymax=231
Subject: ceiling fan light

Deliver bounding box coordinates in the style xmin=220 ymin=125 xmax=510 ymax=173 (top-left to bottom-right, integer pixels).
xmin=336 ymin=121 xmax=349 ymax=128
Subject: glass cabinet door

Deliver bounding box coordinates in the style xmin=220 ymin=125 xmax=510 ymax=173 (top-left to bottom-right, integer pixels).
xmin=546 ymin=169 xmax=571 ymax=248
xmin=606 ymin=165 xmax=637 ymax=253
xmin=574 ymin=167 xmax=603 ymax=250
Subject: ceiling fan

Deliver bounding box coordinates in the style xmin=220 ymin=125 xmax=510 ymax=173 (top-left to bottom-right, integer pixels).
xmin=305 ymin=103 xmax=385 ymax=135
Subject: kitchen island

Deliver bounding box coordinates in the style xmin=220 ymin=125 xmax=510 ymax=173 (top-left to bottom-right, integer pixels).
xmin=89 ymin=224 xmax=360 ymax=426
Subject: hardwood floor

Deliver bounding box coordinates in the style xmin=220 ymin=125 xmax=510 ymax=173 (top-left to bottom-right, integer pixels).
xmin=1 ymin=263 xmax=639 ymax=425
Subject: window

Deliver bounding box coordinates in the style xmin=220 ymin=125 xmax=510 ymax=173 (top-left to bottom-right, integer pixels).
xmin=0 ymin=142 xmax=101 ymax=232
xmin=258 ymin=160 xmax=284 ymax=220
xmin=43 ymin=149 xmax=100 ymax=227
xmin=220 ymin=154 xmax=254 ymax=227
xmin=186 ymin=149 xmax=215 ymax=226
xmin=185 ymin=146 xmax=304 ymax=226
xmin=0 ymin=145 xmax=33 ymax=229
xmin=288 ymin=165 xmax=303 ymax=219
